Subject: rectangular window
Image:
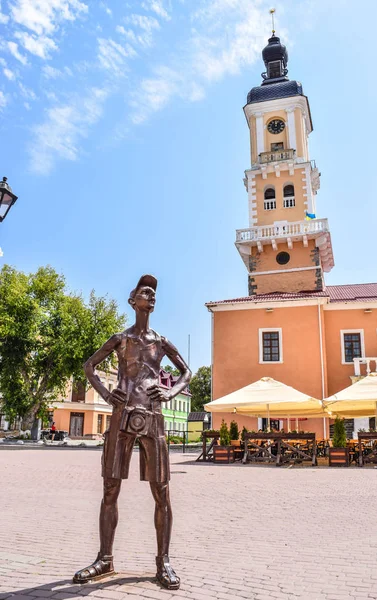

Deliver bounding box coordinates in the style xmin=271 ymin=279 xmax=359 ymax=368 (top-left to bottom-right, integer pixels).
xmin=106 ymin=415 xmax=111 ymax=430
xmin=340 ymin=330 xmax=365 ymax=364
xmin=283 ymin=197 xmax=295 ymax=208
xmin=271 ymin=142 xmax=284 ymax=151
xmin=343 ymin=333 xmax=362 ymax=363
xmin=263 ymin=332 xmax=280 ymax=362
xmin=264 ymin=200 xmax=276 ymax=211
xmin=259 ymin=329 xmax=283 ymax=364
xmin=71 ymin=381 xmax=86 ymax=403
xmin=97 ymin=414 xmax=103 ymax=434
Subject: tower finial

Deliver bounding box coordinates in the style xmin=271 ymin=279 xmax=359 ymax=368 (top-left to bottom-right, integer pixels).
xmin=269 ymin=8 xmax=276 ymax=35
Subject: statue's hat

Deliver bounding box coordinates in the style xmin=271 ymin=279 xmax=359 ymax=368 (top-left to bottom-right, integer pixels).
xmin=135 ymin=274 xmax=157 ymax=292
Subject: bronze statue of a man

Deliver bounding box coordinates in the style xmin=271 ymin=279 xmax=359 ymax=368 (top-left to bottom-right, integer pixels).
xmin=73 ymin=275 xmax=191 ymax=590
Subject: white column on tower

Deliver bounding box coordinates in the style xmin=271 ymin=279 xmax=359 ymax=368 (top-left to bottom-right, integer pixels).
xmin=255 ymin=112 xmax=265 ymax=156
xmin=286 ymin=106 xmax=296 ymax=151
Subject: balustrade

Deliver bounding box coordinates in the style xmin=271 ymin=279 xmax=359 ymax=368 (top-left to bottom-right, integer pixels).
xmin=259 ymin=148 xmax=295 ymax=163
xmin=236 ymin=218 xmax=329 ymax=242
xmin=353 ymin=357 xmax=377 ymax=377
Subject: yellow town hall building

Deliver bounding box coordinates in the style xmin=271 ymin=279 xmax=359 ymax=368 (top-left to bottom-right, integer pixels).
xmin=207 ymin=32 xmax=377 ymax=438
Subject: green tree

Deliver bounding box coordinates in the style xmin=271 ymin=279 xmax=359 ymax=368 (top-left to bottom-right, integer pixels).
xmin=0 ymin=265 xmax=126 ymax=428
xmin=229 ymin=420 xmax=239 ymax=441
xmin=162 ymin=364 xmax=180 ymax=377
xmin=219 ymin=419 xmax=230 ymax=446
xmin=189 ymin=366 xmax=211 ymax=412
xmin=332 ymin=416 xmax=347 ymax=448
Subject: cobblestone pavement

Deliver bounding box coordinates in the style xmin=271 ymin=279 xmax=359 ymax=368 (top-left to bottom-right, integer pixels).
xmin=1 ymin=449 xmax=377 ymax=600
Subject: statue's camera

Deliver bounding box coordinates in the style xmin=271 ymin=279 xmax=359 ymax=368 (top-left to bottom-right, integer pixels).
xmin=120 ymin=406 xmax=153 ymax=436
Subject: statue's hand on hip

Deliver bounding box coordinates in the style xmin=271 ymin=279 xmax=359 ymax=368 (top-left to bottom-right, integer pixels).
xmin=106 ymin=389 xmax=128 ymax=408
xmin=146 ymin=384 xmax=171 ymax=403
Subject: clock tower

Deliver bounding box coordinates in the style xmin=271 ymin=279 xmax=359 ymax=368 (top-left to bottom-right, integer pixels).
xmin=236 ymin=33 xmax=334 ymax=296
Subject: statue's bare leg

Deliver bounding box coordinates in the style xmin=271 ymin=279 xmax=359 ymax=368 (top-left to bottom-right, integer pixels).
xmin=150 ymin=482 xmax=180 ymax=590
xmin=73 ymin=478 xmax=121 ymax=583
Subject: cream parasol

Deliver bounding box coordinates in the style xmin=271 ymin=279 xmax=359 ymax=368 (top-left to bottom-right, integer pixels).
xmin=324 ymin=372 xmax=377 ymax=419
xmin=204 ymin=377 xmax=325 ymax=430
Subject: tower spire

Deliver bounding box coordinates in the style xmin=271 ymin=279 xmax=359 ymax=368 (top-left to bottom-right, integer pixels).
xmin=269 ymin=8 xmax=276 ymax=35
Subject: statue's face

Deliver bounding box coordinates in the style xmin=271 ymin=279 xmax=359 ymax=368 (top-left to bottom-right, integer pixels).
xmin=133 ymin=285 xmax=156 ymax=313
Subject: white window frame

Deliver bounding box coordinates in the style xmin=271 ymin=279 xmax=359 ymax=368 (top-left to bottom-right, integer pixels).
xmin=264 ymin=199 xmax=276 ymax=211
xmin=259 ymin=328 xmax=283 ymax=364
xmin=283 ymin=196 xmax=295 ymax=208
xmin=340 ymin=329 xmax=365 ymax=365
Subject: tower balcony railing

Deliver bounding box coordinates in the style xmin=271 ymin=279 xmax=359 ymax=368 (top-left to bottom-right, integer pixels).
xmin=353 ymin=357 xmax=377 ymax=377
xmin=236 ymin=218 xmax=329 ymax=243
xmin=259 ymin=148 xmax=295 ymax=164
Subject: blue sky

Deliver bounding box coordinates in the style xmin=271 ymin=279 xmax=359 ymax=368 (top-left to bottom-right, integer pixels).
xmin=0 ymin=0 xmax=376 ymax=373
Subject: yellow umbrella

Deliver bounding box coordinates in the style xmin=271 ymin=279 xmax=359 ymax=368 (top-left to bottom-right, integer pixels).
xmin=324 ymin=372 xmax=377 ymax=419
xmin=205 ymin=377 xmax=325 ymax=430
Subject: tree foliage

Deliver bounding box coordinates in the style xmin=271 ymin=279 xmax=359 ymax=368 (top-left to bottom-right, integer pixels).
xmin=0 ymin=265 xmax=126 ymax=423
xmin=162 ymin=364 xmax=180 ymax=377
xmin=219 ymin=419 xmax=230 ymax=446
xmin=189 ymin=365 xmax=211 ymax=412
xmin=332 ymin=416 xmax=347 ymax=448
xmin=229 ymin=420 xmax=239 ymax=441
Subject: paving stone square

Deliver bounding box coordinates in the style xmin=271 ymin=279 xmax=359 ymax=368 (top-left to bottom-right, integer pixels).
xmin=1 ymin=449 xmax=377 ymax=600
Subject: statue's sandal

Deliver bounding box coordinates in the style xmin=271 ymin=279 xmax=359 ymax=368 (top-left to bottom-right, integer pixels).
xmin=73 ymin=554 xmax=114 ymax=583
xmin=156 ymin=555 xmax=180 ymax=590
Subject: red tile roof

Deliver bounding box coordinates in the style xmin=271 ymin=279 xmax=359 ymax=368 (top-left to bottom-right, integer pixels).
xmin=206 ymin=283 xmax=377 ymax=306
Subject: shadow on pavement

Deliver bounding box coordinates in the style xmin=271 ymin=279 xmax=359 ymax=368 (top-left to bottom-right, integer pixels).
xmin=1 ymin=574 xmax=156 ymax=599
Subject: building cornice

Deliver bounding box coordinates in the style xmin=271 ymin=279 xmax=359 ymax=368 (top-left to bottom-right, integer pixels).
xmin=243 ymin=95 xmax=312 ymax=134
xmin=51 ymin=401 xmax=113 ymax=413
xmin=323 ymin=302 xmax=377 ymax=311
xmin=206 ymin=298 xmax=329 ymax=312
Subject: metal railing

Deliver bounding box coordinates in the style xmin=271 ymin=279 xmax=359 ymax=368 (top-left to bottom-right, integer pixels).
xmin=259 ymin=149 xmax=295 ymax=163
xmin=236 ymin=218 xmax=329 ymax=242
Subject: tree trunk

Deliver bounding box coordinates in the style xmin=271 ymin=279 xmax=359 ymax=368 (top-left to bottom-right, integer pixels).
xmin=30 ymin=418 xmax=42 ymax=441
xmin=21 ymin=403 xmax=41 ymax=440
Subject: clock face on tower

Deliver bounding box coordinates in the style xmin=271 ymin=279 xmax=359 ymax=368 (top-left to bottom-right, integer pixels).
xmin=267 ymin=119 xmax=285 ymax=134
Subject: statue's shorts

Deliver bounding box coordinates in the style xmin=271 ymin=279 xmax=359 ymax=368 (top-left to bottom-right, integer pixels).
xmin=101 ymin=409 xmax=170 ymax=483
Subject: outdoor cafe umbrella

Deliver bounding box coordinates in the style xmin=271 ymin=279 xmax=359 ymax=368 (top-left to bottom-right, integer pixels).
xmin=204 ymin=377 xmax=325 ymax=430
xmin=324 ymin=372 xmax=377 ymax=419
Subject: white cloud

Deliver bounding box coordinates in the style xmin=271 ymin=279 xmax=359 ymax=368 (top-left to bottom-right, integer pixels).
xmin=7 ymin=41 xmax=28 ymax=65
xmin=42 ymin=64 xmax=71 ymax=78
xmin=130 ymin=0 xmax=270 ymax=124
xmin=118 ymin=14 xmax=160 ymax=48
xmin=0 ymin=0 xmax=8 ymax=24
xmin=19 ymin=82 xmax=37 ymax=100
xmin=9 ymin=0 xmax=88 ymax=61
xmin=142 ymin=0 xmax=171 ymax=21
xmin=42 ymin=64 xmax=61 ymax=78
xmin=100 ymin=2 xmax=112 ymax=16
xmin=29 ymin=87 xmax=109 ymax=174
xmin=15 ymin=31 xmax=57 ymax=59
xmin=3 ymin=67 xmax=16 ymax=80
xmin=0 ymin=91 xmax=7 ymax=108
xmin=0 ymin=57 xmax=16 ymax=80
xmin=130 ymin=66 xmax=204 ymax=124
xmin=10 ymin=0 xmax=88 ymax=36
xmin=97 ymin=38 xmax=137 ymax=75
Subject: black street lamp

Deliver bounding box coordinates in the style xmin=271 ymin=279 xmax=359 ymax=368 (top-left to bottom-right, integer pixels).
xmin=0 ymin=177 xmax=18 ymax=222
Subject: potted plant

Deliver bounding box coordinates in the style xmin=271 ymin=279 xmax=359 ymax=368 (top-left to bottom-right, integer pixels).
xmin=213 ymin=420 xmax=235 ymax=463
xmin=329 ymin=417 xmax=349 ymax=467
xmin=229 ymin=420 xmax=240 ymax=446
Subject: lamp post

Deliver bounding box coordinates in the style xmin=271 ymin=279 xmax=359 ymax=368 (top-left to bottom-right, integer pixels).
xmin=0 ymin=177 xmax=18 ymax=222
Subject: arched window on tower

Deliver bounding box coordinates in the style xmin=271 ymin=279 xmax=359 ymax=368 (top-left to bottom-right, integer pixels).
xmin=264 ymin=187 xmax=276 ymax=211
xmin=283 ymin=184 xmax=295 ymax=208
